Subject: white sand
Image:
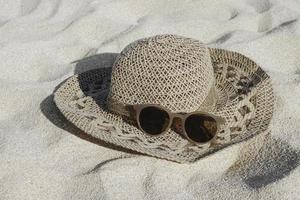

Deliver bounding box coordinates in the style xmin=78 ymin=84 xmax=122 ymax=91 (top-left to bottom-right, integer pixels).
xmin=0 ymin=0 xmax=299 ymax=199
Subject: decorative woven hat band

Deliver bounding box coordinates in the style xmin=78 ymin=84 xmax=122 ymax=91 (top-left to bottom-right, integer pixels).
xmin=107 ymin=84 xmax=218 ymax=117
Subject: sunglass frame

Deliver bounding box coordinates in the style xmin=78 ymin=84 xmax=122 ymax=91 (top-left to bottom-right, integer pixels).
xmin=128 ymin=104 xmax=225 ymax=145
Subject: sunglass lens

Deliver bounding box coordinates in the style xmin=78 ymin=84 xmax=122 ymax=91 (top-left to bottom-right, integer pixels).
xmin=184 ymin=114 xmax=217 ymax=143
xmin=139 ymin=106 xmax=170 ymax=135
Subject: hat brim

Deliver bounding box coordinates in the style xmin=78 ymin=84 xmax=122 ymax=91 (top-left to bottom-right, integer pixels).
xmin=53 ymin=48 xmax=275 ymax=163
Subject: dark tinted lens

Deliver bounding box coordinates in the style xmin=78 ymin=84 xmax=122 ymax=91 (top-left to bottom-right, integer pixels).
xmin=184 ymin=114 xmax=217 ymax=143
xmin=139 ymin=106 xmax=170 ymax=135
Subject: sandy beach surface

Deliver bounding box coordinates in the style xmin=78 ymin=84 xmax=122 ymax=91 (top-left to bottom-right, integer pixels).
xmin=0 ymin=0 xmax=299 ymax=199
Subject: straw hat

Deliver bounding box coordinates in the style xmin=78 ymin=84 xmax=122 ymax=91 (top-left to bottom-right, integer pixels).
xmin=54 ymin=34 xmax=275 ymax=163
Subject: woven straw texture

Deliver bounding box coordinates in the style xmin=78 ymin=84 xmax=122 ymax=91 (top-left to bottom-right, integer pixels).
xmin=54 ymin=34 xmax=275 ymax=163
xmin=107 ymin=35 xmax=214 ymax=113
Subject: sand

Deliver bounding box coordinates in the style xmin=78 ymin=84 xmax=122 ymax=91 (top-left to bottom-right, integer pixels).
xmin=0 ymin=0 xmax=299 ymax=199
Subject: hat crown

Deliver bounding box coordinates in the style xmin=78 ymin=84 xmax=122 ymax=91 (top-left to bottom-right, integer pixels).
xmin=108 ymin=34 xmax=215 ymax=113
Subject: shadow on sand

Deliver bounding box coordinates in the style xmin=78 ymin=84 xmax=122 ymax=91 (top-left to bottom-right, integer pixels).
xmin=227 ymin=133 xmax=299 ymax=189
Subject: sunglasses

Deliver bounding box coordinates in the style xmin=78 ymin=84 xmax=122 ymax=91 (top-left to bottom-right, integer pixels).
xmin=119 ymin=104 xmax=225 ymax=145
